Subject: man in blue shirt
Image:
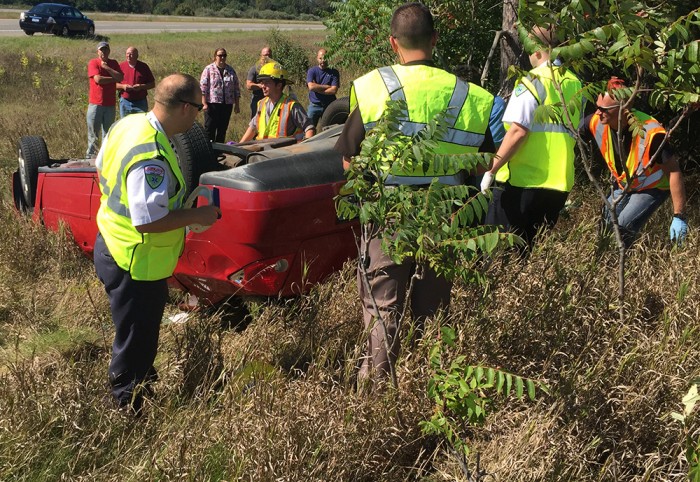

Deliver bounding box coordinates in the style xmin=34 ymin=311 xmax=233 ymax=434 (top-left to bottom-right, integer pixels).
xmin=306 ymin=48 xmax=340 ymax=128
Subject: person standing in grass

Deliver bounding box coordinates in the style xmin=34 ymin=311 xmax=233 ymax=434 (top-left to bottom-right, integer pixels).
xmin=481 ymin=26 xmax=583 ymax=251
xmin=580 ymin=77 xmax=688 ymax=247
xmin=116 ymin=46 xmax=156 ymax=118
xmin=334 ymin=2 xmax=495 ymax=388
xmin=94 ymin=74 xmax=221 ymax=413
xmin=200 ymin=48 xmax=241 ymax=142
xmin=246 ymin=46 xmax=273 ymax=119
xmin=306 ymin=48 xmax=340 ymax=128
xmin=86 ymin=41 xmax=123 ymax=158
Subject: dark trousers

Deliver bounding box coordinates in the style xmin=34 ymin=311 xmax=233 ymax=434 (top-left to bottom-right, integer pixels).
xmin=94 ymin=233 xmax=168 ymax=407
xmin=358 ymin=231 xmax=451 ymax=383
xmin=485 ymin=183 xmax=569 ymax=249
xmin=203 ymin=102 xmax=233 ymax=143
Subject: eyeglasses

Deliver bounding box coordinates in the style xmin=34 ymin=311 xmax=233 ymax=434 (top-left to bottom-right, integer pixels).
xmin=216 ymin=54 xmax=227 ymax=58
xmin=596 ymin=104 xmax=619 ymax=113
xmin=179 ymin=99 xmax=204 ymax=112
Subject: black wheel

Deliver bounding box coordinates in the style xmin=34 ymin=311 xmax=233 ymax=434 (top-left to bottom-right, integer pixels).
xmin=18 ymin=136 xmax=50 ymax=210
xmin=24 ymin=30 xmax=34 ymax=36
xmin=60 ymin=25 xmax=69 ymax=36
xmin=172 ymin=122 xmax=217 ymax=196
xmin=317 ymin=96 xmax=350 ymax=131
xmin=87 ymin=25 xmax=94 ymax=37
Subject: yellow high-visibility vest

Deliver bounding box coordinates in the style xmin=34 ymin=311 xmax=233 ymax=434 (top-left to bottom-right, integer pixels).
xmin=256 ymin=93 xmax=302 ymax=140
xmin=351 ymin=64 xmax=493 ymax=181
xmin=496 ymin=63 xmax=583 ymax=192
xmin=96 ymin=113 xmax=186 ymax=281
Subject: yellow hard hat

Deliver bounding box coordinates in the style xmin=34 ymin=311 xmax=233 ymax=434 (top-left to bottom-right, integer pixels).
xmin=258 ymin=61 xmax=294 ymax=84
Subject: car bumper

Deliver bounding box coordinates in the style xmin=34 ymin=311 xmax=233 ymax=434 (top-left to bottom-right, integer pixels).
xmin=19 ymin=21 xmax=56 ymax=33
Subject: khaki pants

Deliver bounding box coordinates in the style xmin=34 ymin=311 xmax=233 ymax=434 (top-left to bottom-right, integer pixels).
xmin=358 ymin=231 xmax=451 ymax=383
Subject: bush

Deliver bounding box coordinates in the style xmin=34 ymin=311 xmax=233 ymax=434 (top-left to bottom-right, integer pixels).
xmin=266 ymin=29 xmax=310 ymax=87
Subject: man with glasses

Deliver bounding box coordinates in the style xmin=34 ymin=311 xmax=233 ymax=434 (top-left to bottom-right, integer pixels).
xmin=481 ymin=26 xmax=583 ymax=251
xmin=579 ymin=77 xmax=688 ymax=247
xmin=200 ymin=48 xmax=241 ymax=142
xmin=117 ymin=46 xmax=156 ymax=118
xmin=94 ymin=74 xmax=221 ymax=414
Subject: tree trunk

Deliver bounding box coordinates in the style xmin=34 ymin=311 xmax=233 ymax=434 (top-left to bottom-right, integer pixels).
xmin=499 ymin=0 xmax=529 ymax=96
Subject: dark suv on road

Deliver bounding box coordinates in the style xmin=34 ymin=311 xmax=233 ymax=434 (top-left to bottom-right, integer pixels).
xmin=19 ymin=3 xmax=95 ymax=36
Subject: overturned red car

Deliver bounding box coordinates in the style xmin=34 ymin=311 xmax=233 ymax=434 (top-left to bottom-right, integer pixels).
xmin=12 ymin=110 xmax=358 ymax=305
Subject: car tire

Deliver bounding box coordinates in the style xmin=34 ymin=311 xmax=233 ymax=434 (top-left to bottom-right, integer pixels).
xmin=18 ymin=136 xmax=51 ymax=210
xmin=172 ymin=122 xmax=217 ymax=196
xmin=60 ymin=25 xmax=69 ymax=36
xmin=317 ymin=96 xmax=350 ymax=131
xmin=23 ymin=30 xmax=34 ymax=36
xmin=87 ymin=25 xmax=94 ymax=37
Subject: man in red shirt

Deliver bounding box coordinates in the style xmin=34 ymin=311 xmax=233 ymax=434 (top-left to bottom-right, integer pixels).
xmin=87 ymin=41 xmax=123 ymax=158
xmin=116 ymin=46 xmax=155 ymax=118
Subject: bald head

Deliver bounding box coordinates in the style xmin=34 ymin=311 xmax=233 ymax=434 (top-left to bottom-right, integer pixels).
xmin=390 ymin=2 xmax=435 ymax=50
xmin=154 ymin=74 xmax=200 ymax=111
xmin=261 ymin=46 xmax=272 ymax=58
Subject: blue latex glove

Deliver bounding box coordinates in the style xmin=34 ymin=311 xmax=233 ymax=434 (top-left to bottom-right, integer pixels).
xmin=669 ymin=217 xmax=688 ymax=244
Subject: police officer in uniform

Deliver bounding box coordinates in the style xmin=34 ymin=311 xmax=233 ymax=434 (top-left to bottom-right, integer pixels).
xmin=335 ymin=2 xmax=496 ymax=387
xmin=481 ymin=26 xmax=583 ymax=250
xmin=94 ymin=73 xmax=221 ymax=412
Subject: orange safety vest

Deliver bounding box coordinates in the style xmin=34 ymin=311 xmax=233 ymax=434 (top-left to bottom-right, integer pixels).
xmin=255 ymin=93 xmax=302 ymax=140
xmin=588 ymin=110 xmax=670 ymax=191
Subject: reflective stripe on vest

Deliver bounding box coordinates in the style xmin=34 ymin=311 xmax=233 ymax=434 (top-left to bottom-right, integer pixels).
xmin=589 ymin=111 xmax=669 ymax=191
xmin=495 ymin=63 xmax=583 ymax=192
xmin=96 ymin=113 xmax=187 ymax=281
xmin=350 ymin=64 xmax=493 ymax=179
xmin=256 ymin=94 xmax=301 ymax=140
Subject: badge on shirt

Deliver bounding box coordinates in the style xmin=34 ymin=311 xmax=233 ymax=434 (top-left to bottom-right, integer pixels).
xmin=514 ymin=84 xmax=528 ymax=96
xmin=144 ymin=164 xmax=165 ymax=189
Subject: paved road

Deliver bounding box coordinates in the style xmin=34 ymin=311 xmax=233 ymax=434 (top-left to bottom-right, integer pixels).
xmin=0 ymin=18 xmax=325 ymax=37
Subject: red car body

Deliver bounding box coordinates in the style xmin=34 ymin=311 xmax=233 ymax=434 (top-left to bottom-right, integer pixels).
xmin=12 ymin=125 xmax=358 ymax=305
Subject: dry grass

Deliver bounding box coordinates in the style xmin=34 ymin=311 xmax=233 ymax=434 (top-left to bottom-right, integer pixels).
xmin=1 ymin=31 xmax=699 ymax=482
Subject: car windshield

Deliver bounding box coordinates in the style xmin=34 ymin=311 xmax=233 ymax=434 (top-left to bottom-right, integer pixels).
xmin=31 ymin=4 xmax=64 ymax=15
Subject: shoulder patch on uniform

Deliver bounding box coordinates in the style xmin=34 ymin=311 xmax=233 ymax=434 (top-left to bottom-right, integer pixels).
xmin=144 ymin=164 xmax=165 ymax=190
xmin=514 ymin=84 xmax=527 ymax=96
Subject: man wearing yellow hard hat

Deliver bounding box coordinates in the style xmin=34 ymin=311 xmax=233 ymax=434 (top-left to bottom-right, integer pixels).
xmin=239 ymin=61 xmax=315 ymax=142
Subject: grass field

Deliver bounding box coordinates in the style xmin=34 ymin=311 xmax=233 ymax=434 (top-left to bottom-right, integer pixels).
xmin=1 ymin=30 xmax=699 ymax=481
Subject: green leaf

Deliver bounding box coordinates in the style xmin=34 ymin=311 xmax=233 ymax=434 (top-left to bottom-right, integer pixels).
xmin=515 ymin=376 xmax=524 ymax=399
xmin=527 ymin=379 xmax=536 ymax=401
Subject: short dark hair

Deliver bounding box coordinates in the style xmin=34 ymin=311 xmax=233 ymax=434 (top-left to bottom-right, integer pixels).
xmin=154 ymin=73 xmax=200 ymax=109
xmin=390 ymin=2 xmax=435 ymax=50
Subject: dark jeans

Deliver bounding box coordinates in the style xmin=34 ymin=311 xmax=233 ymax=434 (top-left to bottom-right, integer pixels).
xmin=204 ymin=102 xmax=234 ymax=143
xmin=94 ymin=233 xmax=168 ymax=409
xmin=486 ymin=183 xmax=569 ymax=250
xmin=307 ymin=102 xmax=325 ymax=128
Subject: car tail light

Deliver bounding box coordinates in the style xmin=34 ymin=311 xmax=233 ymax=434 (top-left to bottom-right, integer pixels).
xmin=228 ymin=255 xmax=293 ymax=294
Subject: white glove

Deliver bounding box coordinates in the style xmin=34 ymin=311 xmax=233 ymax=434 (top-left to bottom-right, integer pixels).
xmin=480 ymin=171 xmax=495 ymax=193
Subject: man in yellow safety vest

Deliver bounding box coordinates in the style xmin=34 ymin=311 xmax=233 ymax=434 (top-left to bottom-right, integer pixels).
xmin=239 ymin=61 xmax=314 ymax=142
xmin=481 ymin=26 xmax=583 ymax=251
xmin=335 ymin=2 xmax=496 ymax=388
xmin=94 ymin=73 xmax=221 ymax=413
